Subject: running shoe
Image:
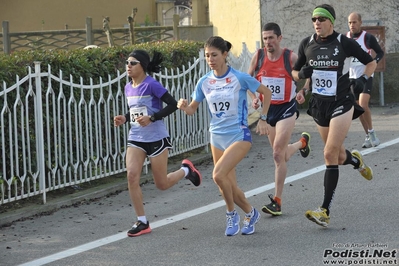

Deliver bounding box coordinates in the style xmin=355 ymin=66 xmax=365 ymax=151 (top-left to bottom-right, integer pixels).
xmin=225 ymin=210 xmax=240 ymax=236
xmin=369 ymin=131 xmax=380 ymax=147
xmin=351 ymin=150 xmax=373 ymax=180
xmin=299 ymin=132 xmax=311 ymax=158
xmin=362 ymin=135 xmax=372 ymax=148
xmin=261 ymin=194 xmax=282 ymax=216
xmin=241 ymin=208 xmax=261 ymax=235
xmin=127 ymin=220 xmax=152 ymax=237
xmin=181 ymin=159 xmax=202 ymax=186
xmin=305 ymin=207 xmax=330 ymax=227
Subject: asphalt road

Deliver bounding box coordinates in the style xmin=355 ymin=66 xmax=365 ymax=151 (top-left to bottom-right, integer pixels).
xmin=1 ymin=104 xmax=399 ymax=266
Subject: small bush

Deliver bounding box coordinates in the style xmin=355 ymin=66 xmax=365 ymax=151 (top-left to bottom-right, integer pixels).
xmin=0 ymin=40 xmax=205 ymax=86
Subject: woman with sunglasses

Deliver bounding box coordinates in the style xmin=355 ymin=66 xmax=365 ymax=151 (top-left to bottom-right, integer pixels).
xmin=178 ymin=36 xmax=272 ymax=236
xmin=291 ymin=4 xmax=377 ymax=227
xmin=114 ymin=49 xmax=202 ymax=237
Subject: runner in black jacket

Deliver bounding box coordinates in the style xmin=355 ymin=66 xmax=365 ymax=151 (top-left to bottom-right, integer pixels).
xmin=291 ymin=4 xmax=377 ymax=227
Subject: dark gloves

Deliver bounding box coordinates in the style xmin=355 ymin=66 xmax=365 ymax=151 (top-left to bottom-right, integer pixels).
xmin=298 ymin=65 xmax=314 ymax=79
xmin=350 ymin=75 xmax=367 ymax=94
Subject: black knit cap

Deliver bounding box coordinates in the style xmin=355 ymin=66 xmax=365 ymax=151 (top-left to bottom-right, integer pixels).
xmin=129 ymin=50 xmax=150 ymax=72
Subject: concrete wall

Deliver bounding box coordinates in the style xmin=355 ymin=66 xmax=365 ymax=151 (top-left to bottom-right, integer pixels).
xmin=179 ymin=25 xmax=213 ymax=41
xmin=0 ymin=0 xmax=156 ymax=31
xmin=208 ymin=0 xmax=261 ymax=55
xmin=0 ymin=0 xmax=210 ymax=33
xmin=260 ymin=0 xmax=399 ymax=54
xmin=207 ymin=0 xmax=398 ymax=55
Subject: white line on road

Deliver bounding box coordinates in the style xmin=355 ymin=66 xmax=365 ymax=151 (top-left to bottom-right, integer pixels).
xmin=19 ymin=137 xmax=399 ymax=266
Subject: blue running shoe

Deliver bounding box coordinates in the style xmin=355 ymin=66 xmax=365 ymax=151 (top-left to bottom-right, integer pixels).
xmin=225 ymin=210 xmax=240 ymax=236
xmin=241 ymin=208 xmax=261 ymax=235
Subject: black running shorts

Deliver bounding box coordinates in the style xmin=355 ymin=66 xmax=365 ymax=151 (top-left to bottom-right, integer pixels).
xmin=267 ymin=98 xmax=299 ymax=127
xmin=307 ymin=93 xmax=364 ymax=127
xmin=127 ymin=137 xmax=172 ymax=157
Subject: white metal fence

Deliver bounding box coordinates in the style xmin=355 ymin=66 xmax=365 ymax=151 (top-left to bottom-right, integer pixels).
xmin=0 ymin=42 xmax=257 ymax=205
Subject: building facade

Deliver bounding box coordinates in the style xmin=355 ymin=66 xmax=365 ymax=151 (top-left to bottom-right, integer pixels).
xmin=0 ymin=0 xmax=209 ymax=31
xmin=208 ymin=0 xmax=399 ymax=55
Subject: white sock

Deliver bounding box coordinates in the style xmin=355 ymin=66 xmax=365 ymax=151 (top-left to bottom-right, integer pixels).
xmin=368 ymin=129 xmax=374 ymax=133
xmin=181 ymin=167 xmax=189 ymax=178
xmin=138 ymin=216 xmax=147 ymax=224
xmin=246 ymin=207 xmax=254 ymax=217
xmin=226 ymin=209 xmax=235 ymax=215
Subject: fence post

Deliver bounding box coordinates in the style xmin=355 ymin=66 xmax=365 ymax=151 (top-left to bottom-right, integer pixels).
xmin=242 ymin=42 xmax=247 ymax=55
xmin=34 ymin=61 xmax=47 ymax=204
xmin=379 ymin=72 xmax=385 ymax=106
xmin=199 ymin=48 xmax=205 ymax=75
xmin=2 ymin=21 xmax=11 ymax=54
xmin=86 ymin=17 xmax=93 ymax=46
xmin=173 ymin=14 xmax=180 ymax=40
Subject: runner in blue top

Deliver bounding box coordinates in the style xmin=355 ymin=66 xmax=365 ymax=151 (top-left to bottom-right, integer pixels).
xmin=113 ymin=49 xmax=202 ymax=237
xmin=194 ymin=63 xmax=260 ymax=135
xmin=178 ymin=36 xmax=272 ymax=236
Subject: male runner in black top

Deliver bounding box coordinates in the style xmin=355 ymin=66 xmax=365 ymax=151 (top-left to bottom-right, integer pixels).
xmin=292 ymin=4 xmax=377 ymax=227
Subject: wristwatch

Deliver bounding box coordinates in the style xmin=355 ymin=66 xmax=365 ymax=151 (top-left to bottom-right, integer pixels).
xmin=260 ymin=114 xmax=267 ymax=121
xmin=150 ymin=115 xmax=156 ymax=122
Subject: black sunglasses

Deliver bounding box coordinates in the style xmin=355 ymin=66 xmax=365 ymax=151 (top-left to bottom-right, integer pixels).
xmin=126 ymin=60 xmax=140 ymax=66
xmin=312 ymin=17 xmax=328 ymax=23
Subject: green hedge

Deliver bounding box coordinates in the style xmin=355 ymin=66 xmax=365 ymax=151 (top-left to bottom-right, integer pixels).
xmin=0 ymin=40 xmax=205 ymax=86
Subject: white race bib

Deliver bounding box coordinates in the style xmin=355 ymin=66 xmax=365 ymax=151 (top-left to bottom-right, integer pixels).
xmin=261 ymin=77 xmax=286 ymax=101
xmin=311 ymin=70 xmax=337 ymax=96
xmin=208 ymin=91 xmax=236 ymax=117
xmin=129 ymin=106 xmax=148 ymax=127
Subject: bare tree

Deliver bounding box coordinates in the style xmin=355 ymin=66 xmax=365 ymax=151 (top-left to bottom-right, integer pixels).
xmin=103 ymin=16 xmax=114 ymax=47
